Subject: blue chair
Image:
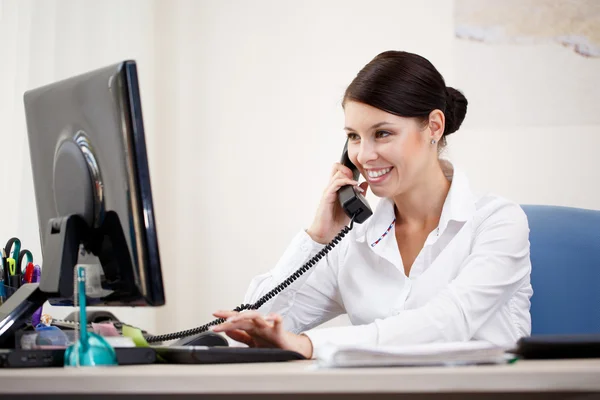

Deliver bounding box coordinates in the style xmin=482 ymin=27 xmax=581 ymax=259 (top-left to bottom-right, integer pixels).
xmin=521 ymin=205 xmax=600 ymax=335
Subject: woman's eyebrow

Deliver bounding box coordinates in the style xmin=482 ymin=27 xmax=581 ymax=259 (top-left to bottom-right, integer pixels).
xmin=344 ymin=121 xmax=395 ymax=131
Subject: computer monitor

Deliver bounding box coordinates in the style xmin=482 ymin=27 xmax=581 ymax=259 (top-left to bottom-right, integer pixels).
xmin=0 ymin=60 xmax=165 ymax=347
xmin=22 ymin=60 xmax=165 ymax=307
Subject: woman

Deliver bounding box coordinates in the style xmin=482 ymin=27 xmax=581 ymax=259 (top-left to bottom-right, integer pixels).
xmin=212 ymin=51 xmax=533 ymax=359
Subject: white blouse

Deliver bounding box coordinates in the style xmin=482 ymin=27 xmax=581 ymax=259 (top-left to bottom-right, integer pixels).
xmin=244 ymin=161 xmax=533 ymax=358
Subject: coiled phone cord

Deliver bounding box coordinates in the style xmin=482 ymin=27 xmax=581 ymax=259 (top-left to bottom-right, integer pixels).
xmin=145 ymin=216 xmax=356 ymax=343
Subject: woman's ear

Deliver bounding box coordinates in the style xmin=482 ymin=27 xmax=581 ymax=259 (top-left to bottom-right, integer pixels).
xmin=427 ymin=109 xmax=445 ymax=142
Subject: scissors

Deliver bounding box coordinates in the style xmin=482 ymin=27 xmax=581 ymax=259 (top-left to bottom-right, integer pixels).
xmin=19 ymin=250 xmax=35 ymax=283
xmin=4 ymin=237 xmax=20 ymax=260
xmin=4 ymin=238 xmax=34 ymax=289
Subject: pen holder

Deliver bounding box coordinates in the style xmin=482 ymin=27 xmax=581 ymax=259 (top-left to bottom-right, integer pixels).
xmin=8 ymin=275 xmax=22 ymax=291
xmin=1 ymin=283 xmax=18 ymax=301
xmin=1 ymin=284 xmax=43 ymax=326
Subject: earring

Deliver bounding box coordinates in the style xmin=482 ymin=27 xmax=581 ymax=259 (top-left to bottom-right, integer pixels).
xmin=431 ymin=139 xmax=437 ymax=144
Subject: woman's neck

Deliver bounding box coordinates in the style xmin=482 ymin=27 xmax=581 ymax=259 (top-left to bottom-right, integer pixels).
xmin=392 ymin=162 xmax=451 ymax=230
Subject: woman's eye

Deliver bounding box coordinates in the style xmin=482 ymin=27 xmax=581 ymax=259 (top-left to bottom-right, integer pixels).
xmin=347 ymin=133 xmax=360 ymax=141
xmin=375 ymin=130 xmax=391 ymax=138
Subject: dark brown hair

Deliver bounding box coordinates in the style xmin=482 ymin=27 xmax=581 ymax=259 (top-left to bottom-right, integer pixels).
xmin=343 ymin=51 xmax=468 ymax=145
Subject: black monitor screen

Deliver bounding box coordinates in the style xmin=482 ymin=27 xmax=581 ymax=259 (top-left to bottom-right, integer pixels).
xmin=23 ymin=61 xmax=165 ymax=307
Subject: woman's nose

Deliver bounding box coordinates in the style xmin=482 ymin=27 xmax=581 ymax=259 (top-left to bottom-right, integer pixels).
xmin=356 ymin=142 xmax=377 ymax=166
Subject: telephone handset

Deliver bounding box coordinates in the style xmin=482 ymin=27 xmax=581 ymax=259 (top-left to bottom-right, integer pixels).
xmin=144 ymin=141 xmax=373 ymax=344
xmin=338 ymin=139 xmax=373 ymax=224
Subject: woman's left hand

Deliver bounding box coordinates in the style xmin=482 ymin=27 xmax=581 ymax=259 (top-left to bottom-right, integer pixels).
xmin=211 ymin=310 xmax=313 ymax=359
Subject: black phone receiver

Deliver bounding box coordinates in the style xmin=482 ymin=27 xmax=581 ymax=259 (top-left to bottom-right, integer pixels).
xmin=338 ymin=139 xmax=373 ymax=224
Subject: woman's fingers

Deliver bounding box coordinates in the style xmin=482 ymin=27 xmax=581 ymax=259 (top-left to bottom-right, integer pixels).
xmin=327 ymin=171 xmax=358 ymax=191
xmin=330 ymin=163 xmax=340 ymax=177
xmin=326 ymin=176 xmax=360 ymax=198
xmin=212 ymin=310 xmax=238 ymax=319
xmin=331 ymin=162 xmax=355 ymax=180
xmin=212 ymin=311 xmax=271 ymax=333
xmin=210 ymin=311 xmax=285 ymax=343
xmin=332 ymin=170 xmax=356 ymax=184
xmin=209 ymin=312 xmax=287 ymax=349
xmin=266 ymin=313 xmax=283 ymax=332
xmin=225 ymin=310 xmax=263 ymax=322
xmin=226 ymin=311 xmax=270 ymax=329
xmin=224 ymin=329 xmax=254 ymax=346
xmin=216 ymin=318 xmax=264 ymax=333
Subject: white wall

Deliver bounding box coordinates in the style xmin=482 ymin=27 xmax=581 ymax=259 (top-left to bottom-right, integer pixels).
xmin=2 ymin=0 xmax=599 ymax=339
xmin=448 ymin=40 xmax=600 ymax=210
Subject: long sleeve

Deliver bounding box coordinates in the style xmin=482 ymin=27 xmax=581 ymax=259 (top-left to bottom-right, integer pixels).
xmin=304 ymin=203 xmax=531 ymax=357
xmin=243 ymin=230 xmax=347 ymax=334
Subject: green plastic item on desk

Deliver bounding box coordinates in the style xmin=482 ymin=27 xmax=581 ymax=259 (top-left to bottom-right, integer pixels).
xmin=122 ymin=324 xmax=166 ymax=363
xmin=64 ymin=266 xmax=118 ymax=367
xmin=122 ymin=324 xmax=151 ymax=347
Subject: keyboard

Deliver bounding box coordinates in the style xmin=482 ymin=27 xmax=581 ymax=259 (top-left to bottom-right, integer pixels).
xmin=154 ymin=346 xmax=306 ymax=364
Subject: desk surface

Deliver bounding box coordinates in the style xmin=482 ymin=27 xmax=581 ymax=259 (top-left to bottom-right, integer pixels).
xmin=0 ymin=358 xmax=600 ymax=396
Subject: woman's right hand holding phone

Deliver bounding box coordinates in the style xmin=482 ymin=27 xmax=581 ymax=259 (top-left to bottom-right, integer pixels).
xmin=306 ymin=163 xmax=368 ymax=244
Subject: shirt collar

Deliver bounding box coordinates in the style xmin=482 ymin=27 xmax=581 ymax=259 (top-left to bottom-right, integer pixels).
xmin=356 ymin=160 xmax=477 ymax=246
xmin=437 ymin=160 xmax=476 ymax=234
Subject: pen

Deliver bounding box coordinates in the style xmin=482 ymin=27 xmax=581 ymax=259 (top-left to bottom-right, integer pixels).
xmin=7 ymin=258 xmax=21 ymax=289
xmin=0 ymin=263 xmax=5 ymax=305
xmin=30 ymin=265 xmax=43 ymax=326
xmin=24 ymin=262 xmax=35 ymax=284
xmin=1 ymin=249 xmax=7 ymax=286
xmin=32 ymin=265 xmax=41 ymax=283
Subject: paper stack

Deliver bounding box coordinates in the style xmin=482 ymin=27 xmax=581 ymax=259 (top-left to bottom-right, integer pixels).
xmin=317 ymin=341 xmax=511 ymax=368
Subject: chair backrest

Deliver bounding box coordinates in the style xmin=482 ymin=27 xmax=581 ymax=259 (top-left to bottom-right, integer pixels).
xmin=521 ymin=205 xmax=600 ymax=335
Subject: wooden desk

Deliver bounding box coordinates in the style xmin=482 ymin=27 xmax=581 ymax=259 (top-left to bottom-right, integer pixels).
xmin=0 ymin=359 xmax=599 ymax=399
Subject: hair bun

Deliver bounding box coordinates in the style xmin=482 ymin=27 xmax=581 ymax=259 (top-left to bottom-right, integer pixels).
xmin=444 ymin=87 xmax=468 ymax=135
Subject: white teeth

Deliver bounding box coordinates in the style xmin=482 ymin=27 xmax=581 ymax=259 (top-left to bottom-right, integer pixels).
xmin=367 ymin=167 xmax=391 ymax=178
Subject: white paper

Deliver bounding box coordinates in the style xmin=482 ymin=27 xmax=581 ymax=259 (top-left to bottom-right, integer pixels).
xmin=317 ymin=341 xmax=511 ymax=368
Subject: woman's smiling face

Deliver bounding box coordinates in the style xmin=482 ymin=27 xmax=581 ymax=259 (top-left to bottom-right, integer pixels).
xmin=344 ymin=101 xmax=438 ymax=198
